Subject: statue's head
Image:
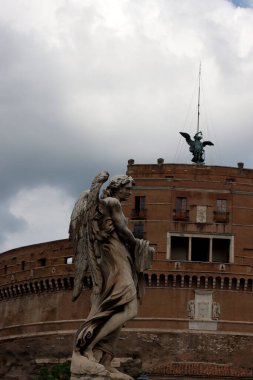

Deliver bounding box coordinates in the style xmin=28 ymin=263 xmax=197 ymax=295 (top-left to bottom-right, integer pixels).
xmin=103 ymin=175 xmax=134 ymax=200
xmin=194 ymin=131 xmax=203 ymax=141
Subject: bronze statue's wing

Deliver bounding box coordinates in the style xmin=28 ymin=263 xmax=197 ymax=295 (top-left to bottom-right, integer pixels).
xmin=203 ymin=140 xmax=214 ymax=147
xmin=180 ymin=132 xmax=193 ymax=146
xmin=70 ymin=171 xmax=109 ymax=302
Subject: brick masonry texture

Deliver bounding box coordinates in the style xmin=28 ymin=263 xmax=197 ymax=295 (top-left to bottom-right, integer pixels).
xmin=1 ymin=162 xmax=253 ymax=378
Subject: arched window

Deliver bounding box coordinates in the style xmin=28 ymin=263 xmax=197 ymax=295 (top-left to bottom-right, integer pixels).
xmin=151 ymin=274 xmax=157 ymax=287
xmin=216 ymin=277 xmax=221 ymax=289
xmin=223 ymin=277 xmax=230 ymax=290
xmin=176 ymin=275 xmax=181 ymax=288
xmin=247 ymin=279 xmax=253 ymax=292
xmin=200 ymin=276 xmax=206 ymax=289
xmin=192 ymin=276 xmax=198 ymax=288
xmin=167 ymin=275 xmax=173 ymax=287
xmin=231 ymin=278 xmax=237 ymax=290
xmin=159 ymin=274 xmax=165 ymax=287
xmin=184 ymin=275 xmax=190 ymax=288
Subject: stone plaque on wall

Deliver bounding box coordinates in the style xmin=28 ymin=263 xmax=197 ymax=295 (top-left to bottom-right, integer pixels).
xmin=197 ymin=301 xmax=210 ymax=319
xmin=188 ymin=290 xmax=220 ymax=331
xmin=196 ymin=206 xmax=207 ymax=223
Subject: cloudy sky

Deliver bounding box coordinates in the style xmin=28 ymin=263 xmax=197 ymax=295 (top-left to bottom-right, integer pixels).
xmin=1 ymin=0 xmax=253 ymax=252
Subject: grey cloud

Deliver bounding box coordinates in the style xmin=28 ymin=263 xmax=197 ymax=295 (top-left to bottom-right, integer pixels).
xmin=1 ymin=0 xmax=253 ymax=251
xmin=0 ymin=203 xmax=27 ymax=246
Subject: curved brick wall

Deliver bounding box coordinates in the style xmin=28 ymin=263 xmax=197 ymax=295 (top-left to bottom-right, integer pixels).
xmin=1 ymin=238 xmax=253 ymax=333
xmin=1 ymin=238 xmax=253 ymax=378
xmin=1 ymin=162 xmax=253 ymax=377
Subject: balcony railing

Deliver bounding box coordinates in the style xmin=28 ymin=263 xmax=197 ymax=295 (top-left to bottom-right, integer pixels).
xmin=213 ymin=211 xmax=229 ymax=223
xmin=131 ymin=209 xmax=147 ymax=219
xmin=173 ymin=209 xmax=189 ymax=221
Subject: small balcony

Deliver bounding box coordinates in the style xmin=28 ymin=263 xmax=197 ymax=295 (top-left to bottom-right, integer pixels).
xmin=173 ymin=209 xmax=189 ymax=221
xmin=213 ymin=211 xmax=229 ymax=223
xmin=131 ymin=208 xmax=147 ymax=220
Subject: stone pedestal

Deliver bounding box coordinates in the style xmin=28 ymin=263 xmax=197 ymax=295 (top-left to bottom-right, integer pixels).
xmin=70 ymin=352 xmax=134 ymax=380
xmin=71 ymin=375 xmax=115 ymax=380
xmin=71 ymin=371 xmax=133 ymax=380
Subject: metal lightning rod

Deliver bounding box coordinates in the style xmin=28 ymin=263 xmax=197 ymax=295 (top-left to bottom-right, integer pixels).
xmin=197 ymin=62 xmax=201 ymax=134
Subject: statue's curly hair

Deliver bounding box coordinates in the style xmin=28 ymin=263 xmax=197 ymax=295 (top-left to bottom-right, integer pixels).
xmin=102 ymin=175 xmax=134 ymax=198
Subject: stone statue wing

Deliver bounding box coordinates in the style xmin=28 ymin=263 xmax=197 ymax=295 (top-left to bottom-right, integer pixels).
xmin=70 ymin=171 xmax=109 ymax=302
xmin=180 ymin=132 xmax=193 ymax=146
xmin=69 ymin=189 xmax=90 ymax=301
xmin=203 ymin=140 xmax=214 ymax=147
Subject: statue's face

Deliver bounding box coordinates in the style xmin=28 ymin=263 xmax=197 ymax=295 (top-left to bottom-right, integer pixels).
xmin=116 ymin=182 xmax=132 ymax=201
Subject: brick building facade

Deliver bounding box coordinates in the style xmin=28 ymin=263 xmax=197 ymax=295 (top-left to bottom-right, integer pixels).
xmin=1 ymin=161 xmax=253 ymax=378
xmin=125 ymin=160 xmax=253 ymax=333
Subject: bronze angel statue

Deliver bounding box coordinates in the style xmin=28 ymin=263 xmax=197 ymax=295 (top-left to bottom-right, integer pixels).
xmin=180 ymin=131 xmax=214 ymax=164
xmin=69 ymin=171 xmax=154 ymax=379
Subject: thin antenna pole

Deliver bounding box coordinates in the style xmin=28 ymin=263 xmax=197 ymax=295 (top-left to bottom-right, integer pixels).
xmin=197 ymin=62 xmax=201 ymax=133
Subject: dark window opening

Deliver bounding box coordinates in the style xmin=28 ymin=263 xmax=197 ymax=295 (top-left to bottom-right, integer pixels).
xmin=247 ymin=279 xmax=253 ymax=292
xmin=21 ymin=261 xmax=26 ymax=270
xmin=168 ymin=275 xmax=173 ymax=287
xmin=231 ymin=278 xmax=237 ymax=290
xmin=169 ymin=234 xmax=232 ymax=263
xmin=214 ymin=199 xmax=229 ymax=223
xmin=135 ymin=196 xmax=145 ymax=211
xmin=159 ymin=274 xmax=165 ymax=287
xmin=38 ymin=258 xmax=47 ymax=267
xmin=151 ymin=274 xmax=157 ymax=287
xmin=174 ymin=197 xmax=189 ymax=221
xmin=217 ymin=199 xmax=227 ymax=212
xmin=131 ymin=196 xmax=146 ymax=219
xmin=200 ymin=276 xmax=206 ymax=289
xmin=192 ymin=276 xmax=198 ymax=288
xmin=176 ymin=275 xmax=181 ymax=287
xmin=184 ymin=275 xmax=190 ymax=288
xmin=223 ymin=277 xmax=230 ymax=290
xmin=144 ymin=274 xmax=149 ymax=286
xmin=171 ymin=236 xmax=188 ymax=260
xmin=133 ymin=224 xmax=144 ymax=239
xmin=208 ymin=276 xmax=213 ymax=289
xmin=176 ymin=197 xmax=187 ymax=210
xmin=192 ymin=237 xmax=209 ymax=262
xmin=216 ymin=277 xmax=222 ymax=289
xmin=239 ymin=278 xmax=245 ymax=291
xmin=212 ymin=239 xmax=230 ymax=263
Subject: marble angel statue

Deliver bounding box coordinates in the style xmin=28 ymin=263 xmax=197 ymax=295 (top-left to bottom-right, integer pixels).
xmin=69 ymin=171 xmax=154 ymax=380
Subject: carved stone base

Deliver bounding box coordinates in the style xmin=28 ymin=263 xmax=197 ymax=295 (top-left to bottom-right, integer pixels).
xmin=71 ymin=375 xmax=115 ymax=380
xmin=71 ymin=374 xmax=132 ymax=380
xmin=71 ymin=370 xmax=133 ymax=380
xmin=71 ymin=352 xmax=133 ymax=380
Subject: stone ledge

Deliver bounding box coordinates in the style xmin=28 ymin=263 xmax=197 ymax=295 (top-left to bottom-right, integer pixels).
xmin=71 ymin=375 xmax=112 ymax=380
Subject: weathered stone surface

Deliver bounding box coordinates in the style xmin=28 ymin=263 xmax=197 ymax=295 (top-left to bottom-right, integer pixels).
xmin=71 ymin=373 xmax=133 ymax=380
xmin=71 ymin=375 xmax=111 ymax=380
xmin=71 ymin=352 xmax=133 ymax=380
xmin=71 ymin=352 xmax=109 ymax=375
xmin=69 ymin=172 xmax=153 ymax=378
